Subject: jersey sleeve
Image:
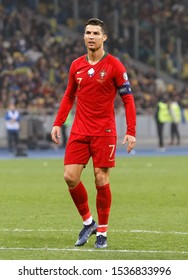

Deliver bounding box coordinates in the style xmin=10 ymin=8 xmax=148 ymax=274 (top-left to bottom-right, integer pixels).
xmin=114 ymin=60 xmax=136 ymax=137
xmin=53 ymin=62 xmax=77 ymax=127
xmin=121 ymin=94 xmax=136 ymax=136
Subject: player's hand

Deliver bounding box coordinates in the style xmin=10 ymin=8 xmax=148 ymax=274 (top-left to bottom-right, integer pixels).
xmin=122 ymin=134 xmax=136 ymax=153
xmin=51 ymin=126 xmax=61 ymax=144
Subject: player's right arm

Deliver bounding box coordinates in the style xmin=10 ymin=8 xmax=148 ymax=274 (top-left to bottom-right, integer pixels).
xmin=53 ymin=63 xmax=77 ymax=127
xmin=51 ymin=63 xmax=77 ymax=144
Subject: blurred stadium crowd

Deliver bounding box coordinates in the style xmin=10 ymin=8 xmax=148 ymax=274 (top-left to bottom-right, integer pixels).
xmin=0 ymin=0 xmax=188 ymax=115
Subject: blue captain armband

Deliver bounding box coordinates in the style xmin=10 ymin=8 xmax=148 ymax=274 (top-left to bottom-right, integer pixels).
xmin=118 ymin=82 xmax=133 ymax=96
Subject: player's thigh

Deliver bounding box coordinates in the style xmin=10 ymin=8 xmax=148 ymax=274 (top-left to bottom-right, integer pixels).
xmin=64 ymin=133 xmax=91 ymax=165
xmin=91 ymin=136 xmax=117 ymax=168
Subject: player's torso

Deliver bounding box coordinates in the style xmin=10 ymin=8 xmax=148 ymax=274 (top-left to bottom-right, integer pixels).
xmin=71 ymin=54 xmax=123 ymax=136
xmin=73 ymin=54 xmax=117 ymax=102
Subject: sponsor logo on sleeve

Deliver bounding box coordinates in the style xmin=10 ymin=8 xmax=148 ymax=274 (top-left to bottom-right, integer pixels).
xmin=123 ymin=72 xmax=128 ymax=81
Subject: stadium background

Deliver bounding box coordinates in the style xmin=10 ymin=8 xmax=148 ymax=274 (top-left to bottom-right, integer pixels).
xmin=0 ymin=0 xmax=188 ymax=149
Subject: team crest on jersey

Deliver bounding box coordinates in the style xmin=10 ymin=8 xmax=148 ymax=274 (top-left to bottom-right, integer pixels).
xmin=96 ymin=69 xmax=107 ymax=83
xmin=99 ymin=70 xmax=106 ymax=79
xmin=123 ymin=72 xmax=128 ymax=81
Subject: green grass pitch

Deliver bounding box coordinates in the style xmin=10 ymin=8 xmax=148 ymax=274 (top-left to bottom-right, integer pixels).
xmin=0 ymin=155 xmax=187 ymax=260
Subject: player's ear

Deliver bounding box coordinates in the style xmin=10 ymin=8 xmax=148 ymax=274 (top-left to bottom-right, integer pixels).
xmin=103 ymin=34 xmax=107 ymax=42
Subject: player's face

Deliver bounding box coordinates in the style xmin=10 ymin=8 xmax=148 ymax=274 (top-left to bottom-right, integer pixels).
xmin=84 ymin=25 xmax=107 ymax=52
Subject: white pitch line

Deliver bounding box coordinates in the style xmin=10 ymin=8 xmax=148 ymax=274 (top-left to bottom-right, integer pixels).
xmin=0 ymin=247 xmax=187 ymax=255
xmin=128 ymin=230 xmax=188 ymax=235
xmin=0 ymin=228 xmax=188 ymax=235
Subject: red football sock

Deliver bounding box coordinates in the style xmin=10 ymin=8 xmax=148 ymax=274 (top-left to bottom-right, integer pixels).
xmin=69 ymin=181 xmax=91 ymax=221
xmin=96 ymin=183 xmax=112 ymax=233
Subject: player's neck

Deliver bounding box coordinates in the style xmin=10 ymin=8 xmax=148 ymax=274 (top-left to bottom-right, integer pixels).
xmin=87 ymin=50 xmax=105 ymax=65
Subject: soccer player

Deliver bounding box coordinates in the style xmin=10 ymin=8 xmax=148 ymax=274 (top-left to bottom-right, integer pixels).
xmin=51 ymin=18 xmax=136 ymax=248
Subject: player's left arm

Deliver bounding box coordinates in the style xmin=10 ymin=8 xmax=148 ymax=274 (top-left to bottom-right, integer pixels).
xmin=121 ymin=94 xmax=136 ymax=153
xmin=115 ymin=64 xmax=136 ymax=153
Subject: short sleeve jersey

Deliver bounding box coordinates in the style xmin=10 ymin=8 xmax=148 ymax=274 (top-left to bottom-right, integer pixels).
xmin=54 ymin=53 xmax=135 ymax=136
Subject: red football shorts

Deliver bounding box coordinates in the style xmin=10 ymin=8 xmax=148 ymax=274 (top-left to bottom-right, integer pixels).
xmin=64 ymin=133 xmax=117 ymax=168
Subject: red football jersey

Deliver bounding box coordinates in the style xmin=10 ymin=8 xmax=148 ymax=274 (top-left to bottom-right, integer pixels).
xmin=53 ymin=53 xmax=136 ymax=136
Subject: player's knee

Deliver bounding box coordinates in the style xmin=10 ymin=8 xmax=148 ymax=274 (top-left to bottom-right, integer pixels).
xmin=64 ymin=170 xmax=78 ymax=187
xmin=94 ymin=168 xmax=109 ymax=186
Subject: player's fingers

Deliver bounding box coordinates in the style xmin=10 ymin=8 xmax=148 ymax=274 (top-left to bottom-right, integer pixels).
xmin=127 ymin=139 xmax=136 ymax=153
xmin=51 ymin=129 xmax=60 ymax=144
xmin=122 ymin=136 xmax=128 ymax=145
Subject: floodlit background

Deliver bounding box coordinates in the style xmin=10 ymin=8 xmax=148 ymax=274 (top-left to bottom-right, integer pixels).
xmin=0 ymin=0 xmax=188 ymax=150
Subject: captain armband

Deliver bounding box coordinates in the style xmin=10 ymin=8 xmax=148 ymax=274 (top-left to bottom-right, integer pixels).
xmin=118 ymin=82 xmax=133 ymax=96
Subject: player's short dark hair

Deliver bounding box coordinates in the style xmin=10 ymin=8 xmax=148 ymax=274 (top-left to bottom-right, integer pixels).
xmin=85 ymin=18 xmax=107 ymax=35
